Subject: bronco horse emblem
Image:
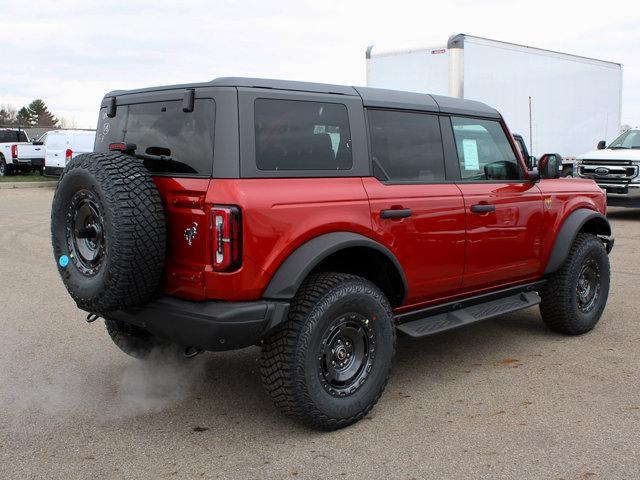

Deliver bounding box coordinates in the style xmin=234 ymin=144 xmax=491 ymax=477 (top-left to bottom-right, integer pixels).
xmin=184 ymin=222 xmax=198 ymax=246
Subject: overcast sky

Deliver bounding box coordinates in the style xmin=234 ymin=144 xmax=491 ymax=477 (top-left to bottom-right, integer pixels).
xmin=2 ymin=0 xmax=638 ymax=129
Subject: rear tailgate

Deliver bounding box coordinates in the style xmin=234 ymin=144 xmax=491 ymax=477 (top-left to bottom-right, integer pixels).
xmin=154 ymin=178 xmax=212 ymax=300
xmin=17 ymin=143 xmax=45 ymax=161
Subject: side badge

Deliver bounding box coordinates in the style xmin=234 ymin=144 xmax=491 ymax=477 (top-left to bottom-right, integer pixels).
xmin=184 ymin=222 xmax=198 ymax=246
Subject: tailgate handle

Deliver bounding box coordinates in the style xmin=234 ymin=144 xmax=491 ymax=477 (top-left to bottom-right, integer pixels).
xmin=470 ymin=204 xmax=496 ymax=214
xmin=380 ymin=208 xmax=412 ymax=219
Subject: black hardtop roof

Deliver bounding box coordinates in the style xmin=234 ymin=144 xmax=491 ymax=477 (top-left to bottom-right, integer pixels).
xmin=105 ymin=77 xmax=500 ymax=118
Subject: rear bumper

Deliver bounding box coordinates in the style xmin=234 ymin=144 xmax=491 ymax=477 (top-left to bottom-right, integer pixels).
xmin=44 ymin=166 xmax=63 ymax=177
xmin=108 ymin=296 xmax=290 ymax=352
xmin=8 ymin=161 xmax=32 ymax=171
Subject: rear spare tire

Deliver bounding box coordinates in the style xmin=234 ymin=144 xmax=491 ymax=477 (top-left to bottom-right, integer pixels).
xmin=51 ymin=152 xmax=166 ymax=314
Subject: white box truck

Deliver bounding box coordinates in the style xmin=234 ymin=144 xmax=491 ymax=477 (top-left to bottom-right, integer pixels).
xmin=366 ymin=34 xmax=623 ymax=176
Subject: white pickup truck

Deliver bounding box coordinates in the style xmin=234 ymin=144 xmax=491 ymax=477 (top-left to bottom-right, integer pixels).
xmin=575 ymin=129 xmax=640 ymax=207
xmin=0 ymin=128 xmax=34 ymax=176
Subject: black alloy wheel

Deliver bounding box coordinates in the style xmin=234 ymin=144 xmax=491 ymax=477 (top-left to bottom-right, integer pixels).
xmin=318 ymin=313 xmax=376 ymax=397
xmin=66 ymin=190 xmax=106 ymax=276
xmin=576 ymin=259 xmax=600 ymax=313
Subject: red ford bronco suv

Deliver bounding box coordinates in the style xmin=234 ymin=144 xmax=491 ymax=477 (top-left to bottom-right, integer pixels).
xmin=51 ymin=78 xmax=613 ymax=430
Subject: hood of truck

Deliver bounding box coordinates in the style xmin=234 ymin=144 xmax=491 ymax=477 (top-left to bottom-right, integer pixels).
xmin=577 ymin=149 xmax=640 ymax=161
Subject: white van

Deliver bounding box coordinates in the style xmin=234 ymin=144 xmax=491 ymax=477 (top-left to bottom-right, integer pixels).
xmin=44 ymin=130 xmax=96 ymax=177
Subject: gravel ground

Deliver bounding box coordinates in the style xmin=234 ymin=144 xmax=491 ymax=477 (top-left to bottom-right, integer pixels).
xmin=0 ymin=188 xmax=638 ymax=480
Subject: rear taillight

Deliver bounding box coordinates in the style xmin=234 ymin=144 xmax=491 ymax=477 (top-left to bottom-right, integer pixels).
xmin=211 ymin=205 xmax=242 ymax=272
xmin=65 ymin=149 xmax=73 ymax=162
xmin=11 ymin=145 xmax=17 ymax=159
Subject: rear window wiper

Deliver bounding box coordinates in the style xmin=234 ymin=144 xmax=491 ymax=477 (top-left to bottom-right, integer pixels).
xmin=109 ymin=143 xmax=197 ymax=174
xmin=134 ymin=152 xmax=174 ymax=162
xmin=135 ymin=152 xmax=198 ymax=174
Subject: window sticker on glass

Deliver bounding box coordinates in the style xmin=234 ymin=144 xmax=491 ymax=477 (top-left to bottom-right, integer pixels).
xmin=462 ymin=138 xmax=480 ymax=170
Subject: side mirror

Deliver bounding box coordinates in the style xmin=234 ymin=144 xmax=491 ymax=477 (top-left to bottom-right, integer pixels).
xmin=538 ymin=153 xmax=561 ymax=179
xmin=528 ymin=155 xmax=538 ymax=169
xmin=597 ymin=140 xmax=606 ymax=150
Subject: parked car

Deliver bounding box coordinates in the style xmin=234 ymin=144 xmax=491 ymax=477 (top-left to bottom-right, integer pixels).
xmin=43 ymin=130 xmax=96 ymax=177
xmin=51 ymin=78 xmax=613 ymax=430
xmin=0 ymin=128 xmax=33 ymax=176
xmin=575 ymin=129 xmax=640 ymax=206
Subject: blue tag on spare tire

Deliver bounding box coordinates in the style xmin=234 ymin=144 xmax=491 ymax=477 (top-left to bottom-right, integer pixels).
xmin=58 ymin=255 xmax=69 ymax=267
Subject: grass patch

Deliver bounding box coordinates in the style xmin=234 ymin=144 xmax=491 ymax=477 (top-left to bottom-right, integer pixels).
xmin=0 ymin=172 xmax=57 ymax=182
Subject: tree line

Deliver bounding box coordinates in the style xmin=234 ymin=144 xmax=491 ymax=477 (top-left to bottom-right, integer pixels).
xmin=0 ymin=100 xmax=75 ymax=128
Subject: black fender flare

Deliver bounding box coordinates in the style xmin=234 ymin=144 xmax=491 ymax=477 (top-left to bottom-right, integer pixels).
xmin=262 ymin=232 xmax=408 ymax=302
xmin=544 ymin=208 xmax=612 ymax=274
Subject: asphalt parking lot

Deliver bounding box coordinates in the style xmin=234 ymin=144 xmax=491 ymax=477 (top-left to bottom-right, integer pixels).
xmin=1 ymin=187 xmax=638 ymax=480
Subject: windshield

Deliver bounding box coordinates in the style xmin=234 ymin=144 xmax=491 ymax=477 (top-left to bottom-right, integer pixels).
xmin=0 ymin=129 xmax=28 ymax=143
xmin=608 ymin=129 xmax=640 ymax=149
xmin=95 ymin=99 xmax=215 ymax=176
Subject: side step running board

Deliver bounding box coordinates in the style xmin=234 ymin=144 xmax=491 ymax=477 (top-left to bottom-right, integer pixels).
xmin=397 ymin=291 xmax=541 ymax=338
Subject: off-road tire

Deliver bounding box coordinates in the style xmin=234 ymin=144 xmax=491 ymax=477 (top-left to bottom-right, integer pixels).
xmin=540 ymin=233 xmax=610 ymax=335
xmin=51 ymin=152 xmax=166 ymax=314
xmin=260 ymin=272 xmax=396 ymax=430
xmin=105 ymin=318 xmax=177 ymax=360
xmin=0 ymin=157 xmax=8 ymax=177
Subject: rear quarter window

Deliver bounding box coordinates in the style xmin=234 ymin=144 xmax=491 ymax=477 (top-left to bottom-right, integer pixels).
xmin=96 ymin=99 xmax=215 ymax=176
xmin=254 ymin=99 xmax=352 ymax=171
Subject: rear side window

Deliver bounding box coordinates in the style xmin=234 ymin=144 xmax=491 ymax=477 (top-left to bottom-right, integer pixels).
xmin=96 ymin=99 xmax=215 ymax=176
xmin=451 ymin=117 xmax=521 ymax=181
xmin=368 ymin=109 xmax=445 ymax=182
xmin=254 ymin=99 xmax=352 ymax=171
xmin=0 ymin=130 xmax=28 ymax=143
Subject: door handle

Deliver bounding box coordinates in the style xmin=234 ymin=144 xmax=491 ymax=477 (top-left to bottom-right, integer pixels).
xmin=470 ymin=204 xmax=496 ymax=214
xmin=380 ymin=208 xmax=412 ymax=219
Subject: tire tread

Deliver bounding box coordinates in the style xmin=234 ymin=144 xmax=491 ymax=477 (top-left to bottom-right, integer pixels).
xmin=540 ymin=233 xmax=609 ymax=335
xmin=260 ymin=272 xmax=396 ymax=430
